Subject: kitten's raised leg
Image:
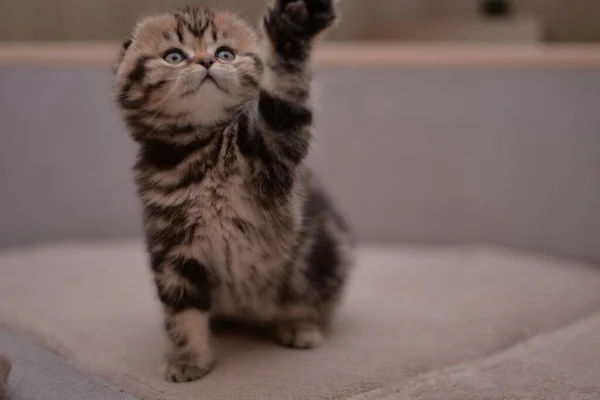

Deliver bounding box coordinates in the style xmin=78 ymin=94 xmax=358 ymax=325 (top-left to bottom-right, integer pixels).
xmin=261 ymin=0 xmax=336 ymax=94
xmin=153 ymin=257 xmax=215 ymax=382
xmin=263 ymin=0 xmax=337 ymax=61
xmin=238 ymin=0 xmax=336 ymax=202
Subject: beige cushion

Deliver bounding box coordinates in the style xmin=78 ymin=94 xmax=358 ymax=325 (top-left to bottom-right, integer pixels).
xmin=389 ymin=312 xmax=600 ymax=400
xmin=1 ymin=241 xmax=599 ymax=400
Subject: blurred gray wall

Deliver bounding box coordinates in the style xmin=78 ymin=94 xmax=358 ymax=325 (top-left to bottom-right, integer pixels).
xmin=1 ymin=64 xmax=599 ymax=263
xmin=1 ymin=0 xmax=600 ymax=42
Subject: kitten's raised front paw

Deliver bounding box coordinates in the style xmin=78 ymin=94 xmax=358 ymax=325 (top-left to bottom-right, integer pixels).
xmin=276 ymin=321 xmax=324 ymax=349
xmin=165 ymin=354 xmax=215 ymax=383
xmin=282 ymin=1 xmax=310 ymax=25
xmin=264 ymin=0 xmax=336 ymax=55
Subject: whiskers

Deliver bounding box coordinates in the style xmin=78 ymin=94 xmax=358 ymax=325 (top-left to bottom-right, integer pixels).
xmin=146 ymin=74 xmax=184 ymax=126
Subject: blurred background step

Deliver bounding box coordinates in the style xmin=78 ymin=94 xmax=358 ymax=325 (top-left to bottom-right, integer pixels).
xmin=368 ymin=16 xmax=543 ymax=43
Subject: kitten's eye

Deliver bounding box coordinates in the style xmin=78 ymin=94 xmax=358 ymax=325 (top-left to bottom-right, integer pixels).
xmin=215 ymin=47 xmax=235 ymax=62
xmin=163 ymin=49 xmax=187 ymax=65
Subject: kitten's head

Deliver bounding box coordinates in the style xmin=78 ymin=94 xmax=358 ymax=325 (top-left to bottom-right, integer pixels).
xmin=114 ymin=6 xmax=261 ymax=130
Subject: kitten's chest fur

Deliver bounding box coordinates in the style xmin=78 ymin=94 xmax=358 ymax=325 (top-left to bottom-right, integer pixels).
xmin=139 ymin=132 xmax=298 ymax=319
xmin=191 ymin=170 xmax=292 ymax=318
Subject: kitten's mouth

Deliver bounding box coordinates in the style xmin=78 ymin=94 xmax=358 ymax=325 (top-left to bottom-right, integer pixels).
xmin=181 ymin=75 xmax=227 ymax=97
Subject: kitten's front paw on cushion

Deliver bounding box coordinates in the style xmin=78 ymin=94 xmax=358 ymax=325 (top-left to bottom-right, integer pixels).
xmin=165 ymin=353 xmax=215 ymax=383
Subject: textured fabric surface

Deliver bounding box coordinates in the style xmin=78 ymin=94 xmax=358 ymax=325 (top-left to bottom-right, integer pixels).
xmin=0 ymin=329 xmax=137 ymax=400
xmin=384 ymin=312 xmax=600 ymax=400
xmin=1 ymin=241 xmax=600 ymax=400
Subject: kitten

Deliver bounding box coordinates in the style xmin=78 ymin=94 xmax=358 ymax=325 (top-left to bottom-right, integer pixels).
xmin=113 ymin=0 xmax=353 ymax=382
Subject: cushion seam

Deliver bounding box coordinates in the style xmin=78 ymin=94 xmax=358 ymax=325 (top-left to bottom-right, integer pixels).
xmin=357 ymin=307 xmax=600 ymax=400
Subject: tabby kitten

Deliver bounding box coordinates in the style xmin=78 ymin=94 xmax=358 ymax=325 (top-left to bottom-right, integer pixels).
xmin=113 ymin=0 xmax=353 ymax=382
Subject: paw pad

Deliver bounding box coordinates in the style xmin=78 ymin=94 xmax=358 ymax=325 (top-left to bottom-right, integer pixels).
xmin=285 ymin=1 xmax=309 ymax=24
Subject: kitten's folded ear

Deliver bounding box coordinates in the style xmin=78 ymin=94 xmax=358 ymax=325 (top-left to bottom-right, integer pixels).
xmin=113 ymin=38 xmax=133 ymax=73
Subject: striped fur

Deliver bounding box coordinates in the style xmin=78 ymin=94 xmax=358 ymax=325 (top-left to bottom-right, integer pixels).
xmin=113 ymin=0 xmax=353 ymax=382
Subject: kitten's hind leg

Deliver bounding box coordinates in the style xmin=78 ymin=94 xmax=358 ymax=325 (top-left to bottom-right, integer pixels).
xmin=274 ymin=306 xmax=325 ymax=349
xmin=274 ymin=194 xmax=353 ymax=350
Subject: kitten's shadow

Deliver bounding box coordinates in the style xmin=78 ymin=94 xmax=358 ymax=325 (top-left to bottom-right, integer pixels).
xmin=209 ymin=313 xmax=355 ymax=345
xmin=210 ymin=316 xmax=274 ymax=342
xmin=198 ymin=314 xmax=358 ymax=370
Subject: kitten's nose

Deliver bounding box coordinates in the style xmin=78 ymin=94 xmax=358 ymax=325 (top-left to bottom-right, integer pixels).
xmin=196 ymin=55 xmax=215 ymax=69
